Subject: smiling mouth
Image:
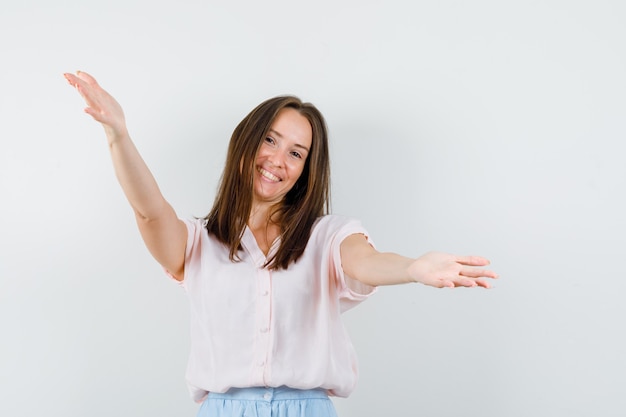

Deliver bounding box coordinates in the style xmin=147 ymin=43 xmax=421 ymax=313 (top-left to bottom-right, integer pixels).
xmin=258 ymin=168 xmax=281 ymax=182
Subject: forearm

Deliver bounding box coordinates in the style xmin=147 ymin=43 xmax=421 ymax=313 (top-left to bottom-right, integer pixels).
xmin=107 ymin=132 xmax=169 ymax=220
xmin=348 ymin=251 xmax=417 ymax=287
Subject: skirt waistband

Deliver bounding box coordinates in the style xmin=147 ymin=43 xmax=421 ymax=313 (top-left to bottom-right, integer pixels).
xmin=208 ymin=386 xmax=328 ymax=402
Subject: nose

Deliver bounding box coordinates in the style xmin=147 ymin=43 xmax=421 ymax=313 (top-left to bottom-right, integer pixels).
xmin=267 ymin=148 xmax=285 ymax=167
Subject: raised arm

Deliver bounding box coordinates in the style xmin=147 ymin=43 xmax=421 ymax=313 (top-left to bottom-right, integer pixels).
xmin=340 ymin=234 xmax=498 ymax=288
xmin=64 ymin=71 xmax=187 ymax=280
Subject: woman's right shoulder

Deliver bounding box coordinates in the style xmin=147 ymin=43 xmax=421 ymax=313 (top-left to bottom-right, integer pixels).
xmin=174 ymin=217 xmax=207 ymax=252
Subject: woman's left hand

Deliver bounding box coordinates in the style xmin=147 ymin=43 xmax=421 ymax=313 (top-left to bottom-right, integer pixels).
xmin=407 ymin=251 xmax=498 ymax=288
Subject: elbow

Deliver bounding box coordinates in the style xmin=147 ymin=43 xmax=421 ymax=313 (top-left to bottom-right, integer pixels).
xmin=343 ymin=255 xmax=376 ymax=286
xmin=133 ymin=199 xmax=171 ymax=223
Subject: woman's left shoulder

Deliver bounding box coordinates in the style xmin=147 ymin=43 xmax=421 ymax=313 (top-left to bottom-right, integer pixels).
xmin=312 ymin=214 xmax=365 ymax=238
xmin=314 ymin=214 xmax=355 ymax=228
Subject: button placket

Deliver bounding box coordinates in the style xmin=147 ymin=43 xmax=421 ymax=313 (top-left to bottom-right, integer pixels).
xmin=242 ymin=226 xmax=276 ymax=387
xmin=254 ymin=267 xmax=272 ymax=385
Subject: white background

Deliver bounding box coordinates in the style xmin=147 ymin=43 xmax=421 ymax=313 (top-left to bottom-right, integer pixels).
xmin=1 ymin=0 xmax=625 ymax=416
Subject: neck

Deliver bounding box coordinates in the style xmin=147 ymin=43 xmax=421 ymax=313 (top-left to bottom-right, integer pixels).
xmin=249 ymin=200 xmax=281 ymax=227
xmin=248 ymin=202 xmax=282 ymax=256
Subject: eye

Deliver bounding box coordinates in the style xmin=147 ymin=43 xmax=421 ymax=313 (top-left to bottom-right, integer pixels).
xmin=290 ymin=151 xmax=303 ymax=159
xmin=264 ymin=136 xmax=276 ymax=145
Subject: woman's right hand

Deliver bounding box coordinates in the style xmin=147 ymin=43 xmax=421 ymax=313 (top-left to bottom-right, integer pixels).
xmin=64 ymin=71 xmax=128 ymax=141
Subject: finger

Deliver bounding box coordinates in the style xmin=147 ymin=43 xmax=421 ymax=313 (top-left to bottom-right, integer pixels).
xmin=67 ymin=74 xmax=100 ymax=109
xmin=63 ymin=72 xmax=81 ymax=88
xmin=460 ymin=268 xmax=499 ymax=279
xmin=74 ymin=83 xmax=93 ymax=106
xmin=64 ymin=72 xmax=89 ymax=97
xmin=84 ymin=106 xmax=99 ymax=118
xmin=443 ymin=276 xmax=493 ymax=289
xmin=441 ymin=280 xmax=455 ymax=288
xmin=456 ymin=255 xmax=490 ymax=266
xmin=475 ymin=279 xmax=492 ymax=289
xmin=454 ymin=278 xmax=478 ymax=288
xmin=75 ymin=70 xmax=99 ymax=86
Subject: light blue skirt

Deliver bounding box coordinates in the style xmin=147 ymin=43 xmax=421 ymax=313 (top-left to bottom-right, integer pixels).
xmin=197 ymin=386 xmax=338 ymax=417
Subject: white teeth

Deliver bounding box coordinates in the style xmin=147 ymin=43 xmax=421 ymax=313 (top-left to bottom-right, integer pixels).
xmin=259 ymin=168 xmax=280 ymax=182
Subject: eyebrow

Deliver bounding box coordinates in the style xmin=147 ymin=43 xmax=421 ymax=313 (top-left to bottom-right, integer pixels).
xmin=268 ymin=129 xmax=310 ymax=153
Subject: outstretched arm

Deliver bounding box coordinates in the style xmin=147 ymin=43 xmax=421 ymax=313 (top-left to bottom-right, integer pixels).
xmin=340 ymin=234 xmax=498 ymax=288
xmin=64 ymin=71 xmax=187 ymax=280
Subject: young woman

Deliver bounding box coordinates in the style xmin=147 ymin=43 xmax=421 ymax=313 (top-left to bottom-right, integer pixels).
xmin=64 ymin=71 xmax=498 ymax=417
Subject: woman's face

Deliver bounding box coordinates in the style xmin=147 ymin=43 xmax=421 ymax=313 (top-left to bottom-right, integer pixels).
xmin=252 ymin=108 xmax=312 ymax=207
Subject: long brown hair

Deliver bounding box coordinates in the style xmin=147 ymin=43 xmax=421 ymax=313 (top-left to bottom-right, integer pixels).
xmin=204 ymin=95 xmax=330 ymax=269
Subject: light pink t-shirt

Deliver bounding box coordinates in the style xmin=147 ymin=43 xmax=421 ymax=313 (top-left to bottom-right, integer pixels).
xmin=169 ymin=214 xmax=376 ymax=403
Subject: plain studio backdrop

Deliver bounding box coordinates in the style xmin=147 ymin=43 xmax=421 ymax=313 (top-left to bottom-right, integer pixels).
xmin=1 ymin=0 xmax=625 ymax=416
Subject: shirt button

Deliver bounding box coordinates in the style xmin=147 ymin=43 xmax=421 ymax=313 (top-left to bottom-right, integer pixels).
xmin=258 ymin=361 xmax=265 ymax=367
xmin=263 ymin=393 xmax=271 ymax=400
xmin=260 ymin=327 xmax=269 ymax=333
xmin=261 ymin=290 xmax=269 ymax=296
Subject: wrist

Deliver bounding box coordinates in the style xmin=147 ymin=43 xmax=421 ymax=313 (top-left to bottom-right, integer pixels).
xmin=406 ymin=258 xmax=422 ymax=284
xmin=105 ymin=127 xmax=130 ymax=147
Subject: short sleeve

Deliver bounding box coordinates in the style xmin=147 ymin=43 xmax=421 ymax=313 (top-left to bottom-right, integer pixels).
xmin=327 ymin=217 xmax=377 ymax=313
xmin=163 ymin=218 xmax=203 ymax=287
